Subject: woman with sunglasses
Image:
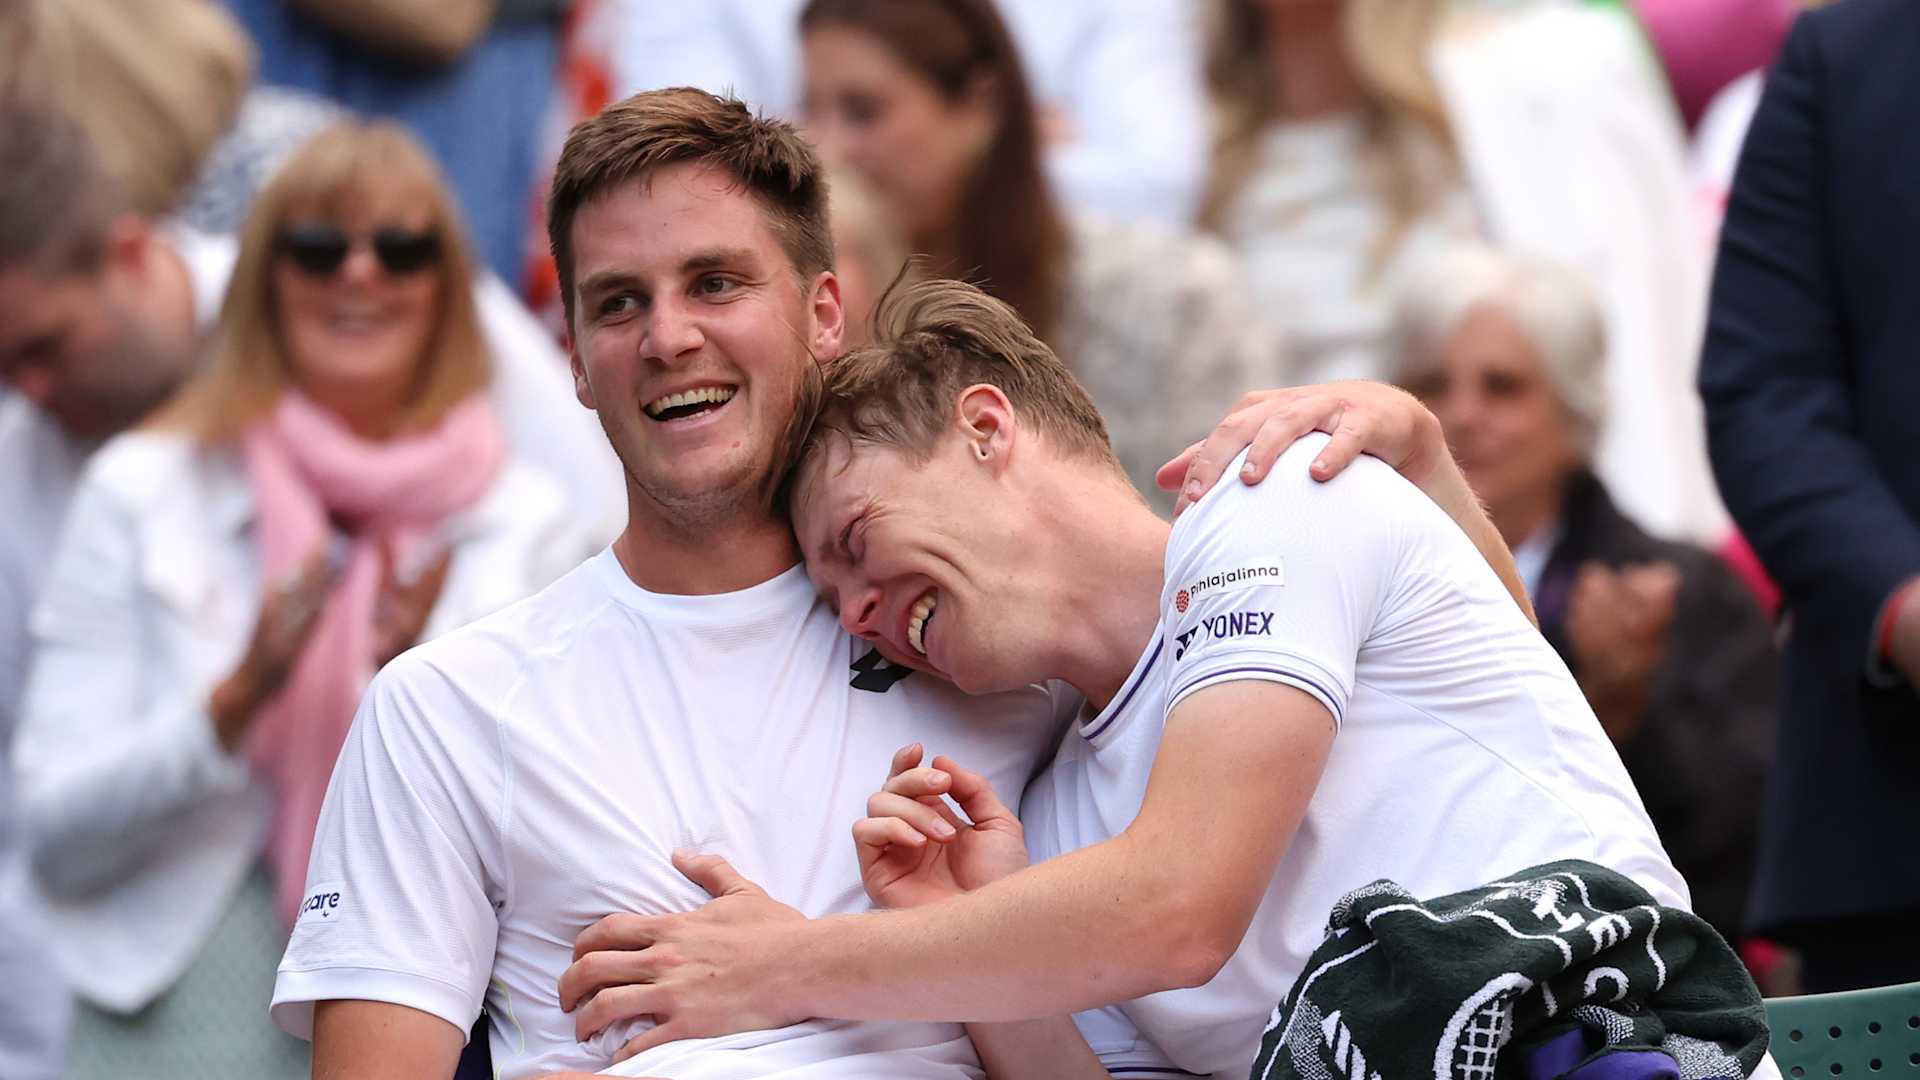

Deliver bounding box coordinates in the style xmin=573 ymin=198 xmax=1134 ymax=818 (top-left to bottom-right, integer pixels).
xmin=12 ymin=121 xmax=589 ymax=1079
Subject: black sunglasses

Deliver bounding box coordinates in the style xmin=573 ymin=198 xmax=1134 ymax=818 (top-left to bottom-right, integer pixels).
xmin=277 ymin=224 xmax=443 ymax=277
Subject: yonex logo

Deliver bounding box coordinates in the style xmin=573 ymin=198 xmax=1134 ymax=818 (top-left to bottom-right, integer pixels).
xmin=1175 ymin=609 xmax=1274 ymax=659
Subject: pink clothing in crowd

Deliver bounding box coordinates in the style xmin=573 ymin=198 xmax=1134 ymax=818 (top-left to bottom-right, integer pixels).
xmin=1630 ymin=0 xmax=1795 ymax=129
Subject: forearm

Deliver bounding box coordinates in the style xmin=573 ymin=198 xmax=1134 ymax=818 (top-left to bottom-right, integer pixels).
xmin=968 ymin=1017 xmax=1110 ymax=1080
xmin=21 ymin=694 xmax=249 ymax=896
xmin=783 ymin=831 xmax=1225 ymax=1024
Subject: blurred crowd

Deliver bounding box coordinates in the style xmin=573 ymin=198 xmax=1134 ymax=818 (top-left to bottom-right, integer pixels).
xmin=2 ymin=0 xmax=1914 ymax=1077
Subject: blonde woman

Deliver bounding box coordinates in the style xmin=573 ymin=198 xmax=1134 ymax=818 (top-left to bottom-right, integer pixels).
xmin=1202 ymin=0 xmax=1725 ymax=542
xmin=13 ymin=122 xmax=587 ymax=1078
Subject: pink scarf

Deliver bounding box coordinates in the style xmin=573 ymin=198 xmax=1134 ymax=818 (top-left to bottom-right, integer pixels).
xmin=243 ymin=390 xmax=504 ymax=926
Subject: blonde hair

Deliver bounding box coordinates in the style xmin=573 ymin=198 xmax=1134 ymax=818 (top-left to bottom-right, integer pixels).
xmin=784 ymin=276 xmax=1120 ymax=509
xmin=1200 ymin=0 xmax=1457 ymax=276
xmin=4 ymin=0 xmax=254 ymax=218
xmin=160 ymin=121 xmax=489 ymax=443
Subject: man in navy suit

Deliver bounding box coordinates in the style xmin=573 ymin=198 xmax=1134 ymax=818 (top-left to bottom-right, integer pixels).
xmin=1700 ymin=0 xmax=1920 ymax=993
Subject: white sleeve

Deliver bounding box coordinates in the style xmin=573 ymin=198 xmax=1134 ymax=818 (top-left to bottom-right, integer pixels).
xmin=15 ymin=469 xmax=252 ymax=897
xmin=270 ymin=651 xmax=507 ymax=1041
xmin=1161 ymin=437 xmax=1411 ymax=729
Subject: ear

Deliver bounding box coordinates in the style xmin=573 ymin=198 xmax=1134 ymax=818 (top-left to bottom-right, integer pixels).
xmin=807 ymin=270 xmax=846 ymax=360
xmin=568 ymin=334 xmax=597 ymax=411
xmin=958 ymin=72 xmax=1003 ymax=157
xmin=106 ymin=214 xmax=155 ymax=279
xmin=955 ymin=383 xmax=1015 ymax=476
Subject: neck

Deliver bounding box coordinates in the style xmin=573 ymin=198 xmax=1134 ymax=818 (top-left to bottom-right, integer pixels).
xmin=613 ymin=487 xmax=802 ymax=595
xmin=1489 ymin=479 xmax=1568 ymax=551
xmin=1025 ymin=467 xmax=1170 ymax=711
xmin=1263 ymin=5 xmax=1364 ymax=121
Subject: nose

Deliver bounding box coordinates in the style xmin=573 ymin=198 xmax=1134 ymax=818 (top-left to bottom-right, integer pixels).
xmin=642 ymin=294 xmax=705 ymax=364
xmin=338 ymin=243 xmax=382 ymax=286
xmin=840 ymin=585 xmax=883 ymax=639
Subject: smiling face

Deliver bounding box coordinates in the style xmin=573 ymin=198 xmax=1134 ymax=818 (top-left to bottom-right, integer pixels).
xmin=800 ymin=24 xmax=995 ymax=241
xmin=271 ymin=194 xmax=444 ymax=434
xmin=568 ymin=160 xmax=843 ymax=531
xmin=791 ymin=429 xmax=1047 ymax=695
xmin=1400 ymin=305 xmax=1584 ymax=526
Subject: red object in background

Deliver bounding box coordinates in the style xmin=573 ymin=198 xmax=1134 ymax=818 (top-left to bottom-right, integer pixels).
xmin=1718 ymin=530 xmax=1782 ymax=621
xmin=1629 ymin=0 xmax=1795 ymax=130
xmin=523 ymin=0 xmax=616 ymax=339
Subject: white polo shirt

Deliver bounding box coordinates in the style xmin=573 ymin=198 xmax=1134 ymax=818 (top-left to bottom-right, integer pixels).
xmin=272 ymin=549 xmax=1070 ymax=1079
xmin=1022 ymin=437 xmax=1688 ymax=1078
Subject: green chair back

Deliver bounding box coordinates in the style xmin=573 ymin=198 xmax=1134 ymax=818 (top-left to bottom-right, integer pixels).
xmin=1765 ymin=982 xmax=1920 ymax=1077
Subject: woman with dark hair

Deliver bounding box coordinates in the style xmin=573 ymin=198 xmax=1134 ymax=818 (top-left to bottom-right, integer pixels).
xmin=797 ymin=0 xmax=1279 ymax=506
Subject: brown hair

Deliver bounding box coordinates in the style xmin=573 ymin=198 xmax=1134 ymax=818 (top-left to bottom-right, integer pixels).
xmin=158 ymin=121 xmax=488 ymax=442
xmin=799 ymin=0 xmax=1069 ymax=347
xmin=1199 ymin=0 xmax=1456 ymax=277
xmin=547 ymin=88 xmax=834 ymax=330
xmin=0 ymin=98 xmax=123 ymax=276
xmin=4 ymin=0 xmax=254 ymax=218
xmin=785 ymin=275 xmax=1118 ymax=506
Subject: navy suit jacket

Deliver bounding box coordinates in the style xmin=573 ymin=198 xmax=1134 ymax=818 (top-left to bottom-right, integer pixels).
xmin=1700 ymin=0 xmax=1920 ymax=937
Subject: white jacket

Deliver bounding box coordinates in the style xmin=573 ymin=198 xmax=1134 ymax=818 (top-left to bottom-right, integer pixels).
xmin=13 ymin=429 xmax=589 ymax=1012
xmin=1432 ymin=5 xmax=1729 ymax=543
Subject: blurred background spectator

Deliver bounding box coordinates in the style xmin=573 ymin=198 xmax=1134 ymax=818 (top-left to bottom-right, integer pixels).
xmin=219 ymin=0 xmax=569 ymax=288
xmin=1394 ymin=247 xmax=1776 ymax=947
xmin=0 ymin=0 xmax=1889 ymax=1070
xmin=795 ymin=0 xmax=1279 ymax=503
xmin=0 ymin=0 xmax=622 ymax=545
xmin=1700 ymin=0 xmax=1920 ymax=995
xmin=1200 ymin=0 xmax=1726 ymax=544
xmin=604 ymin=0 xmax=1207 ymax=226
xmin=11 ymin=121 xmax=587 ymax=1077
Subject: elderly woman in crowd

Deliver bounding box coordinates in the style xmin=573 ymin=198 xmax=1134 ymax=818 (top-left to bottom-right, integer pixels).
xmin=1392 ymin=247 xmax=1776 ymax=944
xmin=12 ymin=122 xmax=587 ymax=1078
xmin=1201 ymin=0 xmax=1723 ymax=543
xmin=794 ymin=0 xmax=1281 ymax=504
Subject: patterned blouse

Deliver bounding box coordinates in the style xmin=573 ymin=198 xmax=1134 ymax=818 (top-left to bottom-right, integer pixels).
xmin=1059 ymin=216 xmax=1288 ymax=512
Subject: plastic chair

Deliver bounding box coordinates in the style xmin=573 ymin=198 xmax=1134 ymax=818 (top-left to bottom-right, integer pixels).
xmin=1765 ymin=981 xmax=1920 ymax=1077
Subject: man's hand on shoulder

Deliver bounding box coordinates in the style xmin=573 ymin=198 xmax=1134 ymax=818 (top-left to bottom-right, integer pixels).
xmin=1157 ymin=382 xmax=1447 ymax=519
xmin=558 ymin=851 xmax=808 ymax=1062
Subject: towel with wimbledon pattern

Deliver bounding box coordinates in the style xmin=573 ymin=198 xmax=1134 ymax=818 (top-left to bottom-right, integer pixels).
xmin=1250 ymin=860 xmax=1767 ymax=1080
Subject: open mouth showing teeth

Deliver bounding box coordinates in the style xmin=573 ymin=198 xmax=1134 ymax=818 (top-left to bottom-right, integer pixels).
xmin=907 ymin=590 xmax=938 ymax=656
xmin=645 ymin=386 xmax=737 ymax=421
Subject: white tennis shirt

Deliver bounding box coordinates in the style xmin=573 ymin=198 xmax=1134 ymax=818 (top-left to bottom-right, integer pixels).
xmin=272 ymin=549 xmax=1069 ymax=1078
xmin=1022 ymin=437 xmax=1689 ymax=1078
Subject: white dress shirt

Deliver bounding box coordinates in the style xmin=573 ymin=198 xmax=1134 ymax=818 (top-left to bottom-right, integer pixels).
xmin=13 ymin=429 xmax=590 ymax=1012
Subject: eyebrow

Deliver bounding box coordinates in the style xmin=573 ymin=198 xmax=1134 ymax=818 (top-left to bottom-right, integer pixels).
xmin=575 ymin=247 xmax=764 ymax=298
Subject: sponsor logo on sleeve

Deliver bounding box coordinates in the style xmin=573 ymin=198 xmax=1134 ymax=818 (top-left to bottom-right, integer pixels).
xmin=1173 ymin=563 xmax=1283 ymax=617
xmin=1175 ymin=609 xmax=1275 ymax=659
xmin=296 ymin=881 xmax=345 ymax=930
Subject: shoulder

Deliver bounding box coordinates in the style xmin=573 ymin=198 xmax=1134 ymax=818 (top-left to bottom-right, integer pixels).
xmin=1164 ymin=437 xmax=1433 ymax=603
xmin=363 ymin=562 xmax=610 ymax=764
xmin=389 ymin=555 xmax=611 ymax=704
xmin=80 ymin=430 xmax=224 ymax=507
